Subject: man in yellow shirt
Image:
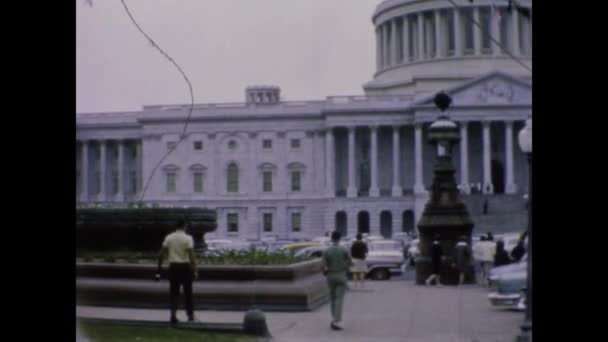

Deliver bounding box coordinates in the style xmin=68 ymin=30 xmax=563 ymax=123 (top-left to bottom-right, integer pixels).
xmin=155 ymin=219 xmax=198 ymax=324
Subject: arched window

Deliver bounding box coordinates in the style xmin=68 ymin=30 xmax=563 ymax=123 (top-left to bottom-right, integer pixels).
xmin=227 ymin=163 xmax=239 ymax=193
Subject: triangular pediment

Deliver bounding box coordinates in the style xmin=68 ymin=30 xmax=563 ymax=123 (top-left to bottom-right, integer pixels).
xmin=414 ymin=71 xmax=531 ymax=108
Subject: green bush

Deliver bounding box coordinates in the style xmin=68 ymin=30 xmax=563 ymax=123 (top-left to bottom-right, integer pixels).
xmin=200 ymin=248 xmax=308 ymax=265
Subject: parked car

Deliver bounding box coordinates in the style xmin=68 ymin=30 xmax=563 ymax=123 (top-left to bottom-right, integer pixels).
xmin=294 ymin=245 xmax=327 ymax=259
xmin=205 ymin=239 xmax=251 ymax=253
xmin=488 ymin=254 xmax=527 ymax=283
xmin=279 ymin=242 xmax=322 ymax=255
xmin=365 ymin=239 xmax=405 ymax=280
xmin=488 ymin=269 xmax=527 ymax=310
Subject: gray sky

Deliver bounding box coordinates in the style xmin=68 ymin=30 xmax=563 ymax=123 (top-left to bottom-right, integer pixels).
xmin=77 ymin=0 xmax=383 ymax=113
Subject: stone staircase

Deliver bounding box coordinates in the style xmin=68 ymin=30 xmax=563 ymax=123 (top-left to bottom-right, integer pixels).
xmin=461 ymin=194 xmax=528 ymax=235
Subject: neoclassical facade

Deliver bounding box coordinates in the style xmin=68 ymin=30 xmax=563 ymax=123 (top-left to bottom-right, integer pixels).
xmin=76 ymin=0 xmax=532 ymax=240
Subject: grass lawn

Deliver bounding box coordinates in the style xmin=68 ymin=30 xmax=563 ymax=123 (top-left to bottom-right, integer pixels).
xmin=78 ymin=322 xmax=257 ymax=342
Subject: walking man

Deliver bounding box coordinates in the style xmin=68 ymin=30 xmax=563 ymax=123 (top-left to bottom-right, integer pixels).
xmin=350 ymin=233 xmax=368 ymax=289
xmin=321 ymin=231 xmax=352 ymax=330
xmin=155 ymin=219 xmax=198 ymax=324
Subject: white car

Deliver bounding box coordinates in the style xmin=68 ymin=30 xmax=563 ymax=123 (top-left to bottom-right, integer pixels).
xmin=366 ymin=239 xmax=405 ymax=280
xmin=205 ymin=239 xmax=251 ymax=252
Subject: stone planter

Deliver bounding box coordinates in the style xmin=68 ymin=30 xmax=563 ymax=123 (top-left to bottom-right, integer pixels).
xmin=76 ymin=259 xmax=329 ymax=311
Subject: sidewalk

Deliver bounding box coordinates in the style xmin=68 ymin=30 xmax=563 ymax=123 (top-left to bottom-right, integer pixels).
xmin=77 ymin=281 xmax=523 ymax=342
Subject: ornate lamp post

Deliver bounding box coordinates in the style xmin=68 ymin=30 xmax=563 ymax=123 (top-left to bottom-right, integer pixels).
xmin=517 ymin=119 xmax=532 ymax=341
xmin=415 ymin=92 xmax=475 ymax=285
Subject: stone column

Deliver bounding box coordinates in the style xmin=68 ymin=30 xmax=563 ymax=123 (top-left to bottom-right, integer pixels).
xmin=391 ymin=125 xmax=403 ymax=196
xmin=347 ymin=127 xmax=357 ymax=198
xmin=473 ymin=6 xmax=481 ymax=55
xmin=434 ymin=10 xmax=443 ymax=58
xmin=417 ymin=13 xmax=425 ymax=60
xmin=511 ymin=7 xmax=521 ymax=55
xmin=116 ymin=140 xmax=125 ymax=201
xmin=80 ymin=140 xmax=89 ymax=202
xmin=459 ymin=122 xmax=470 ymax=194
xmin=414 ymin=123 xmax=425 ymax=194
xmin=402 ymin=15 xmax=410 ymax=63
xmin=325 ymin=128 xmax=335 ymax=197
xmin=491 ymin=6 xmax=501 ymax=56
xmin=391 ymin=19 xmax=399 ymax=65
xmin=136 ymin=140 xmax=143 ymax=197
xmin=370 ymin=126 xmax=379 ymax=197
xmin=376 ymin=27 xmax=382 ymax=70
xmin=482 ymin=121 xmax=494 ymax=194
xmin=454 ymin=7 xmax=463 ymax=57
xmin=505 ymin=121 xmax=517 ymax=194
xmin=98 ymin=140 xmax=107 ymax=202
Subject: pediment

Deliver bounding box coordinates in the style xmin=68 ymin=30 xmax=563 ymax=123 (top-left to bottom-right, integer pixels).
xmin=415 ymin=71 xmax=531 ymax=108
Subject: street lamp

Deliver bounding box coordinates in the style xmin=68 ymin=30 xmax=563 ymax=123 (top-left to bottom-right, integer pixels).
xmin=517 ymin=119 xmax=532 ymax=341
xmin=415 ymin=92 xmax=475 ymax=285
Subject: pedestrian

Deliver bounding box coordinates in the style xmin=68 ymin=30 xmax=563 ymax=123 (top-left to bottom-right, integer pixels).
xmin=350 ymin=233 xmax=368 ymax=289
xmin=486 ymin=232 xmax=494 ymax=242
xmin=453 ymin=235 xmax=472 ymax=285
xmin=155 ymin=219 xmax=198 ymax=324
xmin=320 ymin=231 xmax=352 ymax=330
xmin=482 ymin=199 xmax=489 ymax=215
xmin=425 ymin=235 xmax=443 ymax=286
xmin=494 ymin=239 xmax=512 ymax=267
xmin=477 ymin=236 xmax=496 ymax=286
xmin=510 ymin=231 xmax=528 ymax=263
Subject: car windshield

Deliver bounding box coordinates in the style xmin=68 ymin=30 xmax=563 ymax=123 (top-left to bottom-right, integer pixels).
xmin=369 ymin=241 xmax=402 ymax=251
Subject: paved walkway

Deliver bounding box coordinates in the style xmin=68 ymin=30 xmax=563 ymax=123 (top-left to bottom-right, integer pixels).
xmin=76 ymin=281 xmax=523 ymax=342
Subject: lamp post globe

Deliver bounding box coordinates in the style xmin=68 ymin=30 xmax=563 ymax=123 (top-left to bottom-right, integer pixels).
xmin=517 ymin=118 xmax=532 ymax=342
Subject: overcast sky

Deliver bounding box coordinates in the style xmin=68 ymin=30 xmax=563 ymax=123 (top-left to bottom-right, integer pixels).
xmin=77 ymin=0 xmax=383 ymax=113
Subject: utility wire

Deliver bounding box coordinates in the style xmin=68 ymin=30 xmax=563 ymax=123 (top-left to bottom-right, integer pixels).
xmin=119 ymin=0 xmax=195 ymax=202
xmin=446 ymin=0 xmax=532 ymax=73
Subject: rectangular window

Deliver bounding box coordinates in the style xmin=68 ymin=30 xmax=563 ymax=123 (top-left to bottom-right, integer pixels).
xmin=291 ymin=213 xmax=301 ymax=232
xmin=262 ymin=139 xmax=272 ymax=149
xmin=166 ymin=172 xmax=176 ymax=193
xmin=227 ymin=213 xmax=239 ymax=232
xmin=130 ymin=171 xmax=137 ymax=194
xmin=409 ymin=17 xmax=417 ymax=60
xmin=263 ymin=171 xmax=273 ymax=192
xmin=131 ymin=146 xmax=138 ymax=159
xmin=167 ymin=141 xmax=177 ymax=151
xmin=290 ymin=139 xmax=301 ymax=149
xmin=76 ymin=170 xmax=80 ymax=195
xmin=193 ymin=141 xmax=203 ymax=151
xmin=263 ymin=213 xmax=273 ymax=232
xmin=95 ymin=172 xmax=101 ymax=194
xmin=463 ymin=8 xmax=474 ymax=54
xmin=446 ymin=10 xmax=455 ymax=55
xmin=499 ymin=8 xmax=509 ymax=54
xmin=291 ymin=172 xmax=301 ymax=192
xmin=193 ymin=172 xmax=203 ymax=193
xmin=112 ymin=171 xmax=119 ymax=194
xmin=480 ymin=7 xmax=491 ymax=52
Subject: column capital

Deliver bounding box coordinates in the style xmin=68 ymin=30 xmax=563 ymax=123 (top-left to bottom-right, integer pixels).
xmin=369 ymin=125 xmax=378 ymax=132
xmin=482 ymin=120 xmax=492 ymax=127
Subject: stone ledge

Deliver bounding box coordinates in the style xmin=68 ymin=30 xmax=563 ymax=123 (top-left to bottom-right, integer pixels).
xmin=76 ymin=273 xmax=329 ymax=312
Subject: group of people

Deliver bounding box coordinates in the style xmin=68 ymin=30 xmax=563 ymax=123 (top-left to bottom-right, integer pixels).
xmin=155 ymin=220 xmax=527 ymax=331
xmin=425 ymin=231 xmax=528 ymax=287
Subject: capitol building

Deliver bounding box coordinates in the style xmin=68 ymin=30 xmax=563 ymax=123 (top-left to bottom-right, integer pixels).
xmin=76 ymin=0 xmax=532 ymax=240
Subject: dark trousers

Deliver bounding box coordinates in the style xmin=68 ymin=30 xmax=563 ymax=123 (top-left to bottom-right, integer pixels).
xmin=169 ymin=263 xmax=194 ymax=319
